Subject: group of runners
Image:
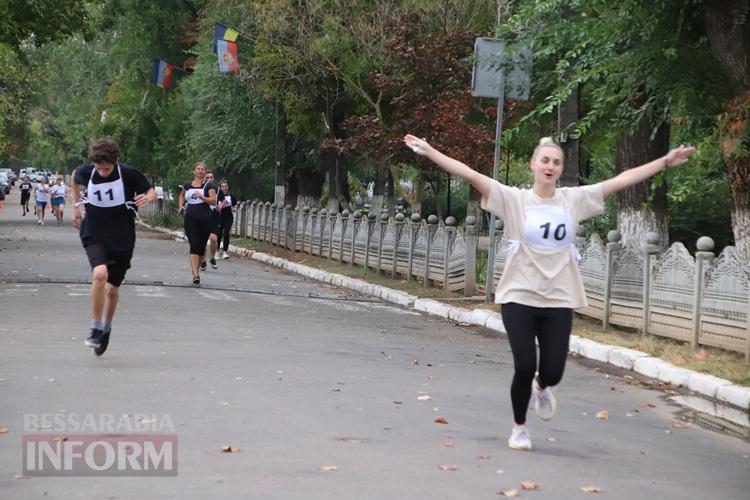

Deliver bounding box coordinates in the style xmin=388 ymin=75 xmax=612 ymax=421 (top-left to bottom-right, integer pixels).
xmin=18 ymin=175 xmax=68 ymax=225
xmin=67 ymin=135 xmax=694 ymax=452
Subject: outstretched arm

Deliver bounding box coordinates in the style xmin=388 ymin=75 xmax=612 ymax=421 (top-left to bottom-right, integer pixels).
xmin=601 ymin=144 xmax=696 ymax=199
xmin=403 ymin=135 xmax=493 ymax=199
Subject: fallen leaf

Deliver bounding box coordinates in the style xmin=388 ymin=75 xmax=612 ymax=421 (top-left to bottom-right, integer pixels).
xmin=438 ymin=464 xmax=457 ymax=471
xmin=521 ymin=481 xmax=538 ymax=490
xmin=434 ymin=416 xmax=449 ymax=424
xmin=0 ymin=427 xmax=8 ymax=434
xmin=498 ymin=489 xmax=519 ymax=497
xmin=477 ymin=453 xmax=490 ymax=460
xmin=221 ymin=445 xmax=239 ymax=453
xmin=14 ymin=475 xmax=31 ymax=480
xmin=581 ymin=485 xmax=602 ymax=493
xmin=596 ymin=410 xmax=609 ymax=420
xmin=392 ymin=400 xmax=402 ymax=405
xmin=546 ymin=437 xmax=557 ymax=442
xmin=441 ymin=441 xmax=455 ymax=448
xmin=417 ymin=395 xmax=431 ymax=401
xmin=318 ymin=465 xmax=338 ymax=472
xmin=672 ymin=419 xmax=691 ymax=429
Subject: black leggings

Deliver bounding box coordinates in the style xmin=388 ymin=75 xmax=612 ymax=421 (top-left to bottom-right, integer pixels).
xmin=219 ymin=212 xmax=233 ymax=251
xmin=501 ymin=302 xmax=572 ymax=425
xmin=184 ymin=214 xmax=212 ymax=256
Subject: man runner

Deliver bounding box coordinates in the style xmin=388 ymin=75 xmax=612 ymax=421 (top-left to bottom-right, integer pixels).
xmin=71 ymin=139 xmax=156 ymax=356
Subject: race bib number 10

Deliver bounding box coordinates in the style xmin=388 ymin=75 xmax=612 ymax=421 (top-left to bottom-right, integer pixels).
xmin=523 ymin=205 xmax=573 ymax=250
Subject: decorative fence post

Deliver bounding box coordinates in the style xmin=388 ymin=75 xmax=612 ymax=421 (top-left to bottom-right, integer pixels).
xmin=239 ymin=202 xmax=248 ymax=239
xmin=309 ymin=208 xmax=319 ymax=254
xmin=692 ymin=236 xmax=715 ymax=348
xmin=249 ymin=201 xmax=257 ymax=239
xmin=364 ymin=212 xmax=376 ymax=269
xmin=424 ymin=215 xmax=438 ymax=288
xmin=377 ymin=212 xmax=388 ymax=275
xmin=602 ymin=229 xmax=622 ymax=329
xmin=339 ymin=210 xmax=349 ymax=264
xmin=328 ymin=209 xmax=336 ymax=259
xmin=641 ymin=231 xmax=661 ymax=338
xmin=261 ymin=202 xmax=270 ymax=242
xmin=407 ymin=213 xmax=420 ymax=282
xmin=443 ymin=217 xmax=456 ymax=291
xmin=464 ymin=216 xmax=478 ymax=296
xmin=350 ymin=210 xmax=361 ymax=266
xmin=289 ymin=206 xmax=298 ymax=250
xmin=269 ymin=204 xmax=277 ymax=245
xmin=393 ymin=213 xmax=405 ymax=278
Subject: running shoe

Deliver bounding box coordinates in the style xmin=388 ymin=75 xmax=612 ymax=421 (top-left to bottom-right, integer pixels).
xmin=94 ymin=331 xmax=110 ymax=357
xmin=200 ymin=261 xmax=207 ymax=271
xmin=507 ymin=425 xmax=533 ymax=451
xmin=210 ymin=258 xmax=217 ymax=270
xmin=221 ymin=253 xmax=229 ymax=260
xmin=533 ymin=377 xmax=557 ymax=421
xmin=192 ymin=276 xmax=200 ymax=285
xmin=85 ymin=329 xmax=104 ymax=348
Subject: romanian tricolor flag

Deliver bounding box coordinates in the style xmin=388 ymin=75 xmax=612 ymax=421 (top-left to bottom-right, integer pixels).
xmin=151 ymin=59 xmax=173 ymax=88
xmin=217 ymin=40 xmax=240 ymax=74
xmin=213 ymin=23 xmax=239 ymax=54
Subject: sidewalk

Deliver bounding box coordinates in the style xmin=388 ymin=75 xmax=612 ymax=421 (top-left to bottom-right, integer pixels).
xmin=140 ymin=222 xmax=750 ymax=424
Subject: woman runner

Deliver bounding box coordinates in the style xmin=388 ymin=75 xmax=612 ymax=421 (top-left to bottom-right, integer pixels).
xmin=50 ymin=177 xmax=68 ymax=225
xmin=216 ymin=180 xmax=235 ymax=259
xmin=404 ymin=134 xmax=695 ymax=451
xmin=34 ymin=177 xmax=50 ymax=225
xmin=178 ymin=162 xmax=217 ymax=285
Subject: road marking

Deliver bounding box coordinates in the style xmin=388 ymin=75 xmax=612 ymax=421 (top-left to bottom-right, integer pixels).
xmin=134 ymin=285 xmax=168 ymax=297
xmin=196 ymin=290 xmax=239 ymax=301
xmin=0 ymin=288 xmax=38 ymax=297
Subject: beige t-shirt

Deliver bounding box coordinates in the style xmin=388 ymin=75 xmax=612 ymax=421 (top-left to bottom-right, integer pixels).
xmin=482 ymin=181 xmax=604 ymax=309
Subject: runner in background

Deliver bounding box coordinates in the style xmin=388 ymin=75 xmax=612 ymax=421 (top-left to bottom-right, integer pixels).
xmin=35 ymin=177 xmax=50 ymax=225
xmin=19 ymin=176 xmax=32 ymax=216
xmin=50 ymin=177 xmax=68 ymax=225
xmin=216 ymin=180 xmax=234 ymax=259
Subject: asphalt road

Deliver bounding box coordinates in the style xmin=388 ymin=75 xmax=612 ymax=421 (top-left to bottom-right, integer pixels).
xmin=0 ymin=191 xmax=748 ymax=499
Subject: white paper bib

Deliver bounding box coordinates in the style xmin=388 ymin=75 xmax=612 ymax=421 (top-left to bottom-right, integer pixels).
xmin=522 ymin=204 xmax=573 ymax=250
xmin=87 ymin=165 xmax=126 ymax=208
xmin=185 ymin=183 xmax=207 ymax=205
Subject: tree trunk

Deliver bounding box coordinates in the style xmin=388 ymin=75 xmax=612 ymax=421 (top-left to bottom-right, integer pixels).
xmin=274 ymin=99 xmax=286 ymax=206
xmin=704 ymin=0 xmax=750 ymax=262
xmin=558 ymin=84 xmax=580 ymax=187
xmin=615 ymin=119 xmax=670 ymax=250
xmin=370 ymin=163 xmax=386 ymax=215
xmin=412 ymin=173 xmax=425 ymax=216
xmin=288 ymin=169 xmax=324 ymax=210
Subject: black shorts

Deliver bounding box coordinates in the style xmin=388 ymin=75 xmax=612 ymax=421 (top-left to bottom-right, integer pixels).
xmin=84 ymin=241 xmax=133 ymax=287
xmin=20 ymin=191 xmax=30 ymax=204
xmin=210 ymin=211 xmax=221 ymax=236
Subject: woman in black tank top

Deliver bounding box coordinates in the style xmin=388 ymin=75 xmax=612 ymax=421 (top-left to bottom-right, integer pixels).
xmin=178 ymin=161 xmax=216 ymax=285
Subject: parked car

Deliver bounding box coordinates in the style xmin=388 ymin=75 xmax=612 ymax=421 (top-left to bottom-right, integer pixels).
xmin=0 ymin=168 xmax=15 ymax=185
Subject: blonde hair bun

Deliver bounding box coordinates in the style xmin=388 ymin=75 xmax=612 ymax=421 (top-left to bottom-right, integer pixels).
xmin=539 ymin=137 xmax=555 ymax=146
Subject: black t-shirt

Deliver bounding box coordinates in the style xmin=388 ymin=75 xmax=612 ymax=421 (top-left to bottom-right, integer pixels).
xmin=74 ymin=163 xmax=152 ymax=251
xmin=19 ymin=182 xmax=32 ymax=192
xmin=182 ymin=181 xmax=215 ymax=220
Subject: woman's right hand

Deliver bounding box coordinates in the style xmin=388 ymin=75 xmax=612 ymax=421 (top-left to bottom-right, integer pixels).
xmin=403 ymin=135 xmax=432 ymax=156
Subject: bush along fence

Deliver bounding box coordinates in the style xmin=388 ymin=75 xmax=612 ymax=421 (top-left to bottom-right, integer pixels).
xmin=142 ymin=199 xmax=750 ymax=361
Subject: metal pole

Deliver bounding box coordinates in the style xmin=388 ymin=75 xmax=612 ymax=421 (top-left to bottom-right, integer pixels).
xmin=484 ymin=83 xmax=505 ymax=303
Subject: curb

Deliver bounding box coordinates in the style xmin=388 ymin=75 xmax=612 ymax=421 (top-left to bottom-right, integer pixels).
xmin=138 ymin=222 xmax=750 ymax=414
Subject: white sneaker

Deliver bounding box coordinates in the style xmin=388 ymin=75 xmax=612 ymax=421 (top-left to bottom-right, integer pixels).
xmin=221 ymin=253 xmax=229 ymax=260
xmin=507 ymin=425 xmax=532 ymax=451
xmin=533 ymin=377 xmax=557 ymax=421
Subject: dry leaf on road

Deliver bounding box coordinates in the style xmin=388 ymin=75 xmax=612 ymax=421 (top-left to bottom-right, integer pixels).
xmin=596 ymin=410 xmax=609 ymax=420
xmin=497 ymin=489 xmax=519 ymax=497
xmin=417 ymin=395 xmax=431 ymax=401
xmin=581 ymin=485 xmax=602 ymax=493
xmin=438 ymin=464 xmax=457 ymax=471
xmin=0 ymin=427 xmax=9 ymax=434
xmin=318 ymin=465 xmax=338 ymax=472
xmin=441 ymin=441 xmax=455 ymax=448
xmin=14 ymin=475 xmax=31 ymax=480
xmin=477 ymin=453 xmax=490 ymax=460
xmin=221 ymin=445 xmax=239 ymax=453
xmin=521 ymin=481 xmax=538 ymax=490
xmin=434 ymin=416 xmax=449 ymax=424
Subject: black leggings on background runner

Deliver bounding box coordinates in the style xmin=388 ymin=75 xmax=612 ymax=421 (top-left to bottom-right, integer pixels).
xmin=219 ymin=212 xmax=233 ymax=252
xmin=501 ymin=302 xmax=572 ymax=425
xmin=184 ymin=214 xmax=212 ymax=256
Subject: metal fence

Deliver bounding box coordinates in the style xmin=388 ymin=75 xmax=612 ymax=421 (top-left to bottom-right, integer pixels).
xmin=142 ymin=198 xmax=750 ymax=361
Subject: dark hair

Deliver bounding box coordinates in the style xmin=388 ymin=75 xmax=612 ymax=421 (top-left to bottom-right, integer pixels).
xmin=89 ymin=139 xmax=120 ymax=164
